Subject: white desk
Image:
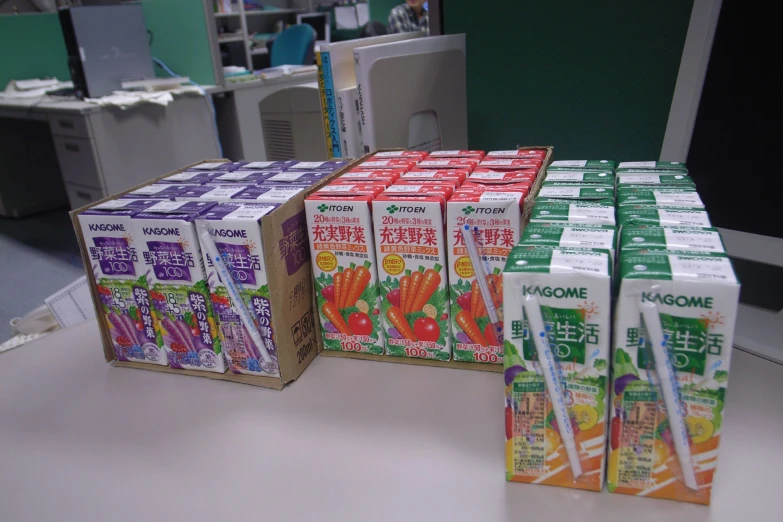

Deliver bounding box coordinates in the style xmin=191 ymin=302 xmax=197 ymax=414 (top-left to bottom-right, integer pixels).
xmin=1 ymin=320 xmax=781 ymax=521
xmin=0 ymin=93 xmax=220 ymax=212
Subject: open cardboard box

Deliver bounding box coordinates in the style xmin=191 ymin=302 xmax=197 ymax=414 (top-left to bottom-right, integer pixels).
xmin=71 ymin=158 xmax=363 ymax=390
xmin=318 ymin=145 xmax=554 ymax=373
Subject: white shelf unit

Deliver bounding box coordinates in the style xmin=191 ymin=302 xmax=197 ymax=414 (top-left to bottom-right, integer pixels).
xmin=207 ymin=0 xmax=304 ymax=77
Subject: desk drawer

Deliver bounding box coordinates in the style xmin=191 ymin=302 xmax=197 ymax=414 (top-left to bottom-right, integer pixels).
xmin=53 ymin=135 xmax=104 ymax=188
xmin=48 ymin=112 xmax=92 ymax=138
xmin=65 ymin=182 xmax=105 ymax=210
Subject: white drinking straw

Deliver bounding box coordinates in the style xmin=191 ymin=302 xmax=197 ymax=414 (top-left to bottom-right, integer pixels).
xmin=639 ymin=300 xmax=699 ymax=490
xmin=462 ymin=225 xmax=504 ymax=343
xmin=523 ymin=294 xmax=582 ymax=479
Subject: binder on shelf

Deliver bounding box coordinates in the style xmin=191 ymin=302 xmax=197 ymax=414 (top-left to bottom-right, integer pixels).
xmin=337 ymin=87 xmax=363 ymax=158
xmin=316 ymin=32 xmax=424 ymax=158
xmin=354 ymin=34 xmax=468 ymax=154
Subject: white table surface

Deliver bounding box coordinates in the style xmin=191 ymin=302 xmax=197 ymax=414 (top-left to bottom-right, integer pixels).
xmin=1 ymin=320 xmax=781 ymax=521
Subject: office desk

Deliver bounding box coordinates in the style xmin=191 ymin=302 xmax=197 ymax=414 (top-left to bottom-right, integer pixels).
xmin=214 ymin=72 xmax=318 ymax=161
xmin=1 ymin=320 xmax=781 ymax=521
xmin=0 ymin=93 xmax=220 ymax=212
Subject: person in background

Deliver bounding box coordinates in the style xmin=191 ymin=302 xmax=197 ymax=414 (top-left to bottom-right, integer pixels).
xmin=388 ymin=0 xmax=429 ymax=35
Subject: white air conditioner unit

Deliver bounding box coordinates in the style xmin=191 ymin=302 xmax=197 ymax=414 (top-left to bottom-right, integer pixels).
xmin=259 ymin=83 xmax=327 ymax=161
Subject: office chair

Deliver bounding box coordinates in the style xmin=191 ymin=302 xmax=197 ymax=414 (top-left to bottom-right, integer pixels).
xmin=269 ymin=25 xmax=317 ymax=67
xmin=360 ymin=20 xmax=388 ymax=37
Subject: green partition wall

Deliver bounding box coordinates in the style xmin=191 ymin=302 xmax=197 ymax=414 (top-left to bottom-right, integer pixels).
xmin=444 ymin=1 xmax=694 ymax=159
xmin=0 ymin=1 xmax=215 ymax=90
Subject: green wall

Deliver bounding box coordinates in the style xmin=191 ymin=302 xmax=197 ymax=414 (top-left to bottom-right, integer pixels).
xmin=0 ymin=13 xmax=70 ymax=88
xmin=444 ymin=1 xmax=694 ymax=160
xmin=0 ymin=1 xmax=215 ymax=90
xmin=369 ymin=0 xmax=398 ymax=24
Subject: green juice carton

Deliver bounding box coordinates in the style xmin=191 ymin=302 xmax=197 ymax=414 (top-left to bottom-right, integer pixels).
xmin=132 ymin=201 xmax=226 ymax=372
xmin=617 ymin=206 xmax=712 ymax=228
xmin=503 ymin=246 xmax=612 ymax=491
xmin=620 ymin=226 xmax=726 ymax=254
xmin=544 ymin=171 xmax=614 ymax=185
xmin=608 ymin=251 xmax=739 ymax=504
xmin=530 ymin=200 xmax=616 ymax=226
xmin=616 ymin=187 xmax=704 ymax=208
xmin=538 ymin=184 xmax=615 ymax=201
xmin=520 ymin=223 xmax=617 ymax=260
xmin=616 ymin=161 xmax=688 ymax=174
xmin=615 ymin=174 xmax=695 ymax=189
xmin=548 ymin=159 xmax=617 ymax=171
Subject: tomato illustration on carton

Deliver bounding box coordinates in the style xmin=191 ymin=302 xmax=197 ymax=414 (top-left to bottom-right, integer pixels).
xmin=373 ymin=193 xmax=451 ymax=360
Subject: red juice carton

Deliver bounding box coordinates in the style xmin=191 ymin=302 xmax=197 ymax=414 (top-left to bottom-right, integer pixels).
xmin=340 ymin=170 xmax=401 ymax=183
xmin=478 ymin=158 xmax=543 ymax=171
xmin=403 ymin=169 xmax=470 ymax=185
xmin=131 ymin=201 xmax=225 ymax=372
xmin=393 ymin=178 xmax=461 ymax=191
xmin=384 ymin=183 xmax=455 ymax=200
xmin=373 ymin=193 xmax=451 ymax=361
xmin=427 ymin=150 xmax=486 ymax=159
xmin=370 ymin=150 xmax=429 ymax=161
xmin=485 ymin=149 xmax=547 ymax=160
xmin=80 ymin=198 xmax=170 ymax=365
xmin=470 ymin=169 xmax=537 ymax=184
xmin=305 ymin=193 xmax=384 ymax=355
xmin=315 ymin=183 xmax=388 ymax=197
xmin=357 ymin=158 xmax=419 ymax=171
xmin=446 ymin=190 xmax=525 ymax=363
xmin=416 ymin=158 xmax=479 ymax=171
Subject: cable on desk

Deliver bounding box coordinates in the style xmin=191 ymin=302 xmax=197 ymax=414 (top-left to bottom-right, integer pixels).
xmin=152 ymin=57 xmax=224 ymax=158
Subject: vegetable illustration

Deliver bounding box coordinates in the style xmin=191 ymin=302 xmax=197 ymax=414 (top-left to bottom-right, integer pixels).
xmin=455 ymin=310 xmax=488 ymax=346
xmin=410 ymin=264 xmax=442 ymax=312
xmin=322 ymin=301 xmax=351 ymax=336
xmin=487 ymin=268 xmax=503 ymax=309
xmin=610 ymin=416 xmax=622 ymax=450
xmin=339 ymin=263 xmax=356 ymax=308
xmin=413 ymin=317 xmax=440 ymax=342
xmin=456 ymin=291 xmax=472 ymax=312
xmin=471 ymin=279 xmax=487 ymax=318
xmin=484 ymin=322 xmax=502 ymax=346
xmin=321 ymin=284 xmax=335 ymax=303
xmin=386 ymin=289 xmax=400 ymax=307
xmin=405 ymin=266 xmax=425 ymax=313
xmin=504 ymin=365 xmax=525 ymax=386
xmin=386 ymin=306 xmax=416 ymax=341
xmin=333 ymin=268 xmax=344 ymax=309
xmin=162 ymin=317 xmax=195 ymax=353
xmin=399 ymin=270 xmax=412 ymax=312
xmin=348 ymin=312 xmax=372 ymax=336
xmin=422 ymin=304 xmax=437 ymax=319
xmin=344 ymin=260 xmax=373 ymax=308
xmin=108 ymin=311 xmax=140 ymax=357
xmin=505 ymin=406 xmax=513 ymax=439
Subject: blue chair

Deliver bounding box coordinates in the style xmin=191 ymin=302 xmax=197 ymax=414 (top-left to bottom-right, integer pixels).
xmin=269 ymin=25 xmax=316 ymax=67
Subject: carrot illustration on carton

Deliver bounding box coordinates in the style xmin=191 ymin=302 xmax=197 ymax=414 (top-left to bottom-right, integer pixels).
xmin=373 ymin=193 xmax=451 ymax=360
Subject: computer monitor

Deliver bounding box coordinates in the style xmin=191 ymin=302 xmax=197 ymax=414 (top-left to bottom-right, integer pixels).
xmin=297 ymin=12 xmax=331 ymax=45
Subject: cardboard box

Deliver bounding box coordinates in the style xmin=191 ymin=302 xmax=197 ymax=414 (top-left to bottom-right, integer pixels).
xmin=72 ymin=157 xmax=363 ymax=389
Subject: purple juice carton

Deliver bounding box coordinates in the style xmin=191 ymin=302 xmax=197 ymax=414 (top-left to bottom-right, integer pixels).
xmin=232 ymin=185 xmax=306 ymax=203
xmin=121 ymin=183 xmax=199 ymax=200
xmin=174 ymin=184 xmax=253 ymax=202
xmin=159 ymin=171 xmax=220 ymax=184
xmin=210 ymin=171 xmax=282 ymax=184
xmin=187 ymin=161 xmax=237 ymax=171
xmin=237 ymin=160 xmax=299 ymax=171
xmin=286 ymin=160 xmax=349 ymax=172
xmin=79 ymin=199 xmax=167 ymax=365
xmin=262 ymin=171 xmax=332 ymax=185
xmin=132 ymin=200 xmax=226 ymax=373
xmin=195 ymin=203 xmax=282 ymax=376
